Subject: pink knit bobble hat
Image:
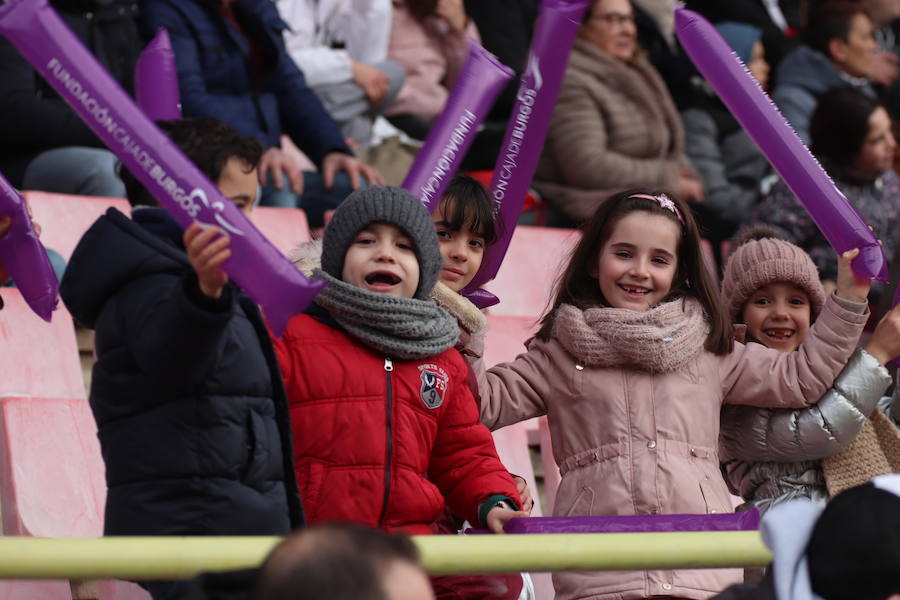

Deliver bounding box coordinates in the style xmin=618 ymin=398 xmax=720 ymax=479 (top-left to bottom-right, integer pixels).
xmin=721 ymin=235 xmax=827 ymax=322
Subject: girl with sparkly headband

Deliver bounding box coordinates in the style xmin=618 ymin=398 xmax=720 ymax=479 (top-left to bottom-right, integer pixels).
xmin=465 ymin=189 xmax=874 ymax=600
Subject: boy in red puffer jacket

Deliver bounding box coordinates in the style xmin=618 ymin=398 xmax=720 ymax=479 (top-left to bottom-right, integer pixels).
xmin=273 ymin=186 xmax=524 ymax=536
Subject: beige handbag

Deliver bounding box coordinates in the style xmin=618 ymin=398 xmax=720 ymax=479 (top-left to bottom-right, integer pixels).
xmin=823 ymin=409 xmax=900 ymax=497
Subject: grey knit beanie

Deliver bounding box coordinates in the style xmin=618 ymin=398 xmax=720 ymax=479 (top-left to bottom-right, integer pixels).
xmin=321 ymin=186 xmax=441 ymax=300
xmin=721 ymin=236 xmax=826 ymax=322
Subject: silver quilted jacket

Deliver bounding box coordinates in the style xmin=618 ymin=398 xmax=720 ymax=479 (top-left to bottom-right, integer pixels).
xmin=719 ymin=348 xmax=894 ymax=513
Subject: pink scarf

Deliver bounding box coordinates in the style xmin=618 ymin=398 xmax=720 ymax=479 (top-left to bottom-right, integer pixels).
xmin=551 ymin=298 xmax=709 ymax=372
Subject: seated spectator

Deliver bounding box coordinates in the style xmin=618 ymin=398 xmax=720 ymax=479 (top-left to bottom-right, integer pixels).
xmin=254 ymin=523 xmax=434 ymax=600
xmin=682 ymin=22 xmax=772 ymax=249
xmin=276 ymin=0 xmax=406 ymax=149
xmin=745 ymin=86 xmax=900 ymax=307
xmin=59 ymin=117 xmax=303 ymax=600
xmin=140 ymin=0 xmax=383 ymax=228
xmin=684 ymin=0 xmax=802 ymax=74
xmin=632 ymin=0 xmax=696 ymax=108
xmin=711 ymin=475 xmax=900 ymax=600
xmin=384 ymin=0 xmax=479 ymax=140
xmin=532 ymin=0 xmax=703 ymax=225
xmin=0 ymin=0 xmax=140 ymax=197
xmin=861 ymin=0 xmax=900 ymax=97
xmin=771 ymin=0 xmax=878 ymax=144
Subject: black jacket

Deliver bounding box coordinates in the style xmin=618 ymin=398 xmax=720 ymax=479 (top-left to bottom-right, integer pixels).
xmin=60 ymin=207 xmax=303 ymax=536
xmin=0 ymin=0 xmax=143 ymax=186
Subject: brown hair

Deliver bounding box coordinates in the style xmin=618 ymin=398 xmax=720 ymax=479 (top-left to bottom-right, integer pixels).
xmin=806 ymin=1 xmax=869 ymax=58
xmin=535 ymin=189 xmax=733 ymax=355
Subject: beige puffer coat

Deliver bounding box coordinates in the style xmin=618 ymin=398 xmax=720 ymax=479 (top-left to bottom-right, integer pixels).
xmin=533 ymin=37 xmax=690 ymax=223
xmin=470 ymin=294 xmax=868 ymax=600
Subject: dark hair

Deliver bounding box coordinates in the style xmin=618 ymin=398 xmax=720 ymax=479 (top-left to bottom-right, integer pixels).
xmin=535 ymin=189 xmax=733 ymax=355
xmin=119 ymin=117 xmax=263 ymax=208
xmin=436 ymin=173 xmax=499 ymax=246
xmin=810 ymin=86 xmax=882 ymax=167
xmin=405 ymin=0 xmax=439 ymax=23
xmin=253 ymin=523 xmax=422 ymax=600
xmin=805 ymin=1 xmax=868 ymax=58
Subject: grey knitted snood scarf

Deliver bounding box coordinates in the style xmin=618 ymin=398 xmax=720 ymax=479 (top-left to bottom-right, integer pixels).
xmin=312 ymin=269 xmax=460 ymax=360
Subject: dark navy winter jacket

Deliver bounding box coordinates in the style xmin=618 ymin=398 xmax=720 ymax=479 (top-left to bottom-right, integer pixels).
xmin=139 ymin=0 xmax=350 ymax=165
xmin=60 ymin=207 xmax=303 ymax=536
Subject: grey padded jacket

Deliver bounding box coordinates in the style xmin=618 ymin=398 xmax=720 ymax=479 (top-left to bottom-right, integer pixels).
xmin=720 ymin=348 xmax=893 ymax=513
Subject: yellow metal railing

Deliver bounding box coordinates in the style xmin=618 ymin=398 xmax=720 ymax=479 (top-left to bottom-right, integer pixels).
xmin=0 ymin=532 xmax=771 ymax=580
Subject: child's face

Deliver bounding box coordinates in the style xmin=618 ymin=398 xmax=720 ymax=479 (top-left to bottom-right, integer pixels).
xmin=217 ymin=157 xmax=258 ymax=216
xmin=594 ymin=211 xmax=679 ymax=311
xmin=741 ymin=282 xmax=811 ymax=353
xmin=341 ymin=222 xmax=420 ymax=298
xmin=432 ymin=210 xmax=486 ymax=292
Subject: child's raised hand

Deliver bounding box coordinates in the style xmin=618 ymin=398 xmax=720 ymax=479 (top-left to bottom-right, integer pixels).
xmin=834 ymin=248 xmax=872 ymax=304
xmin=184 ymin=222 xmax=231 ymax=300
xmin=864 ymin=303 xmax=900 ymax=365
xmin=485 ymin=505 xmax=530 ymax=534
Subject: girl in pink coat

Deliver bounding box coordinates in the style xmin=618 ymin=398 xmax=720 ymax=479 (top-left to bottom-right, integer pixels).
xmin=468 ymin=189 xmax=874 ymax=600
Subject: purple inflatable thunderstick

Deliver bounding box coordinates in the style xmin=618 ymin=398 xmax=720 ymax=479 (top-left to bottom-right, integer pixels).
xmin=502 ymin=511 xmax=760 ymax=534
xmin=464 ymin=510 xmax=760 ymax=535
xmin=135 ymin=28 xmax=182 ymax=121
xmin=402 ymin=42 xmax=513 ymax=210
xmin=0 ymin=0 xmax=323 ymax=334
xmin=459 ymin=0 xmax=590 ymax=308
xmin=676 ymin=7 xmax=887 ymax=281
xmin=0 ymin=175 xmax=59 ymax=322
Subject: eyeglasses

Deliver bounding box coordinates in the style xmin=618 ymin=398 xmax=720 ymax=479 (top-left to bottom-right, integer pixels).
xmin=593 ymin=12 xmax=635 ymax=27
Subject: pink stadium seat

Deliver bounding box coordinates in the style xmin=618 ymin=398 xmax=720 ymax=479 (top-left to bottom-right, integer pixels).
xmin=0 ymin=289 xmax=104 ymax=538
xmin=482 ymin=314 xmax=548 ymax=514
xmin=25 ymin=191 xmax=311 ymax=261
xmin=24 ymin=192 xmax=129 ymax=262
xmin=252 ymin=205 xmax=312 ymax=255
xmin=0 ymin=289 xmax=149 ymax=600
xmin=484 ymin=226 xmax=579 ymax=318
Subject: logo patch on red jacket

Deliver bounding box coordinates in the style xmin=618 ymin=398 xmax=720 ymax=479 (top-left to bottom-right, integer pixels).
xmin=418 ymin=364 xmax=448 ymax=409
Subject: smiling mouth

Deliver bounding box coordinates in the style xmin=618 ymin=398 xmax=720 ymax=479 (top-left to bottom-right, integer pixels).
xmin=763 ymin=329 xmax=795 ymax=341
xmin=619 ymin=284 xmax=650 ymax=296
xmin=365 ymin=272 xmax=401 ymax=286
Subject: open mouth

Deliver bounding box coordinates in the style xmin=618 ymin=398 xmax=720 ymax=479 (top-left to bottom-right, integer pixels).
xmin=365 ymin=272 xmax=401 ymax=286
